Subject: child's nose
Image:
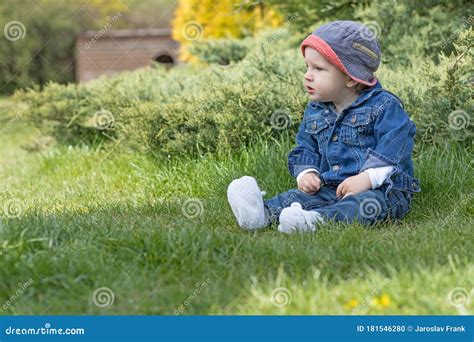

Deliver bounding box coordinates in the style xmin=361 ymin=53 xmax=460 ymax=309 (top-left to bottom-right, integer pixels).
xmin=304 ymin=72 xmax=313 ymax=82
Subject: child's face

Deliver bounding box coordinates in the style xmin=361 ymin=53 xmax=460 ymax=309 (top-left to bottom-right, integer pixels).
xmin=303 ymin=47 xmax=352 ymax=103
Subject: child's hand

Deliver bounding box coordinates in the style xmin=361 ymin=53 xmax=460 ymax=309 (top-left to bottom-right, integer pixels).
xmin=298 ymin=172 xmax=321 ymax=194
xmin=336 ymin=172 xmax=372 ymax=199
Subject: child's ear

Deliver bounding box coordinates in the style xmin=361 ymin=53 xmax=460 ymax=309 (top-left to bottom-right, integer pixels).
xmin=345 ymin=77 xmax=358 ymax=88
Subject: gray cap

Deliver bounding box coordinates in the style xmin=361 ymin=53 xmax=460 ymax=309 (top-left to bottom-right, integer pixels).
xmin=301 ymin=20 xmax=381 ymax=86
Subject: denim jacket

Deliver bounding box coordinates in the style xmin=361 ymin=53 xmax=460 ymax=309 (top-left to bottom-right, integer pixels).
xmin=288 ymin=81 xmax=421 ymax=197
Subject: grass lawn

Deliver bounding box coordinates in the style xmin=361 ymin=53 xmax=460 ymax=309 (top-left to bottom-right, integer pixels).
xmin=0 ymin=100 xmax=472 ymax=315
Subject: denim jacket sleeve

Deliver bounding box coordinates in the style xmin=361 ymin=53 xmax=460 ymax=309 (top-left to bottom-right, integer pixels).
xmin=287 ymin=109 xmax=322 ymax=178
xmin=360 ymin=97 xmax=416 ymax=172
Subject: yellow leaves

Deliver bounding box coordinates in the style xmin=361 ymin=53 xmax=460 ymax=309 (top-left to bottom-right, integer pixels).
xmin=88 ymin=0 xmax=128 ymax=13
xmin=172 ymin=0 xmax=283 ymax=62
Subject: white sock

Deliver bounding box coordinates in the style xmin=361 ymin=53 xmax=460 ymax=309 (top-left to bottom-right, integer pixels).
xmin=278 ymin=202 xmax=324 ymax=234
xmin=227 ymin=176 xmax=266 ymax=230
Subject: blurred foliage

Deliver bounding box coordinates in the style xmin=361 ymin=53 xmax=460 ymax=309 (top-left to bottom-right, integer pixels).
xmin=0 ymin=0 xmax=85 ymax=94
xmin=4 ymin=0 xmax=473 ymax=157
xmin=188 ymin=37 xmax=254 ymax=65
xmin=0 ymin=0 xmax=176 ymax=95
xmin=171 ymin=0 xmax=282 ymax=61
xmin=11 ymin=26 xmax=473 ymax=156
xmin=262 ymin=0 xmax=365 ymax=32
xmin=265 ymin=0 xmax=473 ymax=64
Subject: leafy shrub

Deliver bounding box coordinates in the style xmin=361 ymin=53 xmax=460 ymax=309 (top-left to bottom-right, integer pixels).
xmin=171 ymin=0 xmax=282 ymax=61
xmin=380 ymin=29 xmax=473 ymax=147
xmin=188 ymin=38 xmax=253 ymax=65
xmin=11 ymin=24 xmax=472 ymax=157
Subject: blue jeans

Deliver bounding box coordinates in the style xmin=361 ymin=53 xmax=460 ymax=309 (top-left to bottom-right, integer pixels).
xmin=263 ymin=184 xmax=412 ymax=225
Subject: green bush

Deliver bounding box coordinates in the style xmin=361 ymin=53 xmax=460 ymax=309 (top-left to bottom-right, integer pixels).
xmin=354 ymin=0 xmax=473 ymax=66
xmin=379 ymin=29 xmax=473 ymax=147
xmin=11 ymin=21 xmax=472 ymax=157
xmin=12 ymin=30 xmax=308 ymax=156
xmin=188 ymin=38 xmax=253 ymax=65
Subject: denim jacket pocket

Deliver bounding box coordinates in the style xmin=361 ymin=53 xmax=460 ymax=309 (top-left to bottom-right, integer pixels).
xmin=305 ymin=116 xmax=330 ymax=146
xmin=341 ymin=113 xmax=374 ymax=147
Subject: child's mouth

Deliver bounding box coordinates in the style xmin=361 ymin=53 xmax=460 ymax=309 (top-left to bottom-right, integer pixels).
xmin=306 ymin=85 xmax=315 ymax=94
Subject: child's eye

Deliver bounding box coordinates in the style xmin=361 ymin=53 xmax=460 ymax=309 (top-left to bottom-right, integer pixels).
xmin=305 ymin=63 xmax=323 ymax=71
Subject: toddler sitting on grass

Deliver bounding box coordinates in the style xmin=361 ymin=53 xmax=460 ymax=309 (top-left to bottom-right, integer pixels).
xmin=227 ymin=20 xmax=420 ymax=233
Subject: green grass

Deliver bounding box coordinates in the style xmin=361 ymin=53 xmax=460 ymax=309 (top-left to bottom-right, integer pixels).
xmin=0 ymin=101 xmax=472 ymax=315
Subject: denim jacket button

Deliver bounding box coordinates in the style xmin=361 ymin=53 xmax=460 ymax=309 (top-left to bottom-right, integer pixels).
xmin=351 ymin=115 xmax=357 ymax=123
xmin=332 ymin=135 xmax=338 ymax=142
xmin=332 ymin=164 xmax=340 ymax=171
xmin=325 ymin=110 xmax=330 ymax=113
xmin=311 ymin=122 xmax=317 ymax=130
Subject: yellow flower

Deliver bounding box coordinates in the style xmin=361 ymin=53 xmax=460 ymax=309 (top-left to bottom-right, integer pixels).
xmin=378 ymin=294 xmax=391 ymax=308
xmin=372 ymin=294 xmax=391 ymax=309
xmin=344 ymin=298 xmax=359 ymax=310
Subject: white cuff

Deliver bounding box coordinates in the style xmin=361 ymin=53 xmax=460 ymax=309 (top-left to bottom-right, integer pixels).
xmin=296 ymin=168 xmax=319 ymax=184
xmin=364 ymin=166 xmax=394 ymax=189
